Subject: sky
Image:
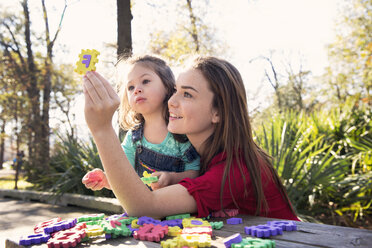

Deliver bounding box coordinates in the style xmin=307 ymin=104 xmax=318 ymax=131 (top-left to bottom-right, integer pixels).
xmin=0 ymin=0 xmax=343 ymax=138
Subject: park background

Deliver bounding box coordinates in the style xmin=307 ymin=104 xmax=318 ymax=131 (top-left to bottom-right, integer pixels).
xmin=0 ymin=0 xmax=371 ymax=229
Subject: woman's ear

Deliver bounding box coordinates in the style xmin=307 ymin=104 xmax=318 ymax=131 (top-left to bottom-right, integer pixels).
xmin=212 ymin=109 xmax=220 ymax=124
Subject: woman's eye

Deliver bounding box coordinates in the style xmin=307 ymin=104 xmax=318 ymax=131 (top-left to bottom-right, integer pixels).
xmin=184 ymin=92 xmax=192 ymax=98
xmin=143 ymin=79 xmax=150 ymax=84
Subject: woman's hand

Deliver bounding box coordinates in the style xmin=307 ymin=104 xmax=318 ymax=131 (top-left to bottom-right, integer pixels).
xmin=150 ymin=171 xmax=173 ymax=190
xmin=82 ymin=168 xmax=111 ymax=191
xmin=83 ymin=71 xmax=120 ymax=134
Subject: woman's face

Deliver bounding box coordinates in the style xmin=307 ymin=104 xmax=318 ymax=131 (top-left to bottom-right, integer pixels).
xmin=168 ymin=69 xmax=219 ymax=149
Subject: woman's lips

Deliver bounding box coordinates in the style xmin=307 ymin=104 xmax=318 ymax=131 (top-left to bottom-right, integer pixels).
xmin=169 ymin=113 xmax=183 ymax=120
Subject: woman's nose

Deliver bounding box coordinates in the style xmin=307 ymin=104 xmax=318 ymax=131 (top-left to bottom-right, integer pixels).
xmin=168 ymin=94 xmax=178 ymax=108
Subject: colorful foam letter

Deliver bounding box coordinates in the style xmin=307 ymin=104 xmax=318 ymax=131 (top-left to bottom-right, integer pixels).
xmin=75 ymin=49 xmax=100 ymax=74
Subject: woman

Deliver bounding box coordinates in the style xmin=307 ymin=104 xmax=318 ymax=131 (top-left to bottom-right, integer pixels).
xmin=82 ymin=56 xmax=299 ymax=220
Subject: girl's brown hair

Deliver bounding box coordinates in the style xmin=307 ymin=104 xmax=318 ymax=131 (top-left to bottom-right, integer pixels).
xmin=116 ymin=55 xmax=176 ymax=130
xmin=191 ymin=56 xmax=295 ymax=216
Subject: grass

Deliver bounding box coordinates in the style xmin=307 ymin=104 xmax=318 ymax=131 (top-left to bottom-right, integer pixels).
xmin=0 ymin=175 xmax=34 ymax=190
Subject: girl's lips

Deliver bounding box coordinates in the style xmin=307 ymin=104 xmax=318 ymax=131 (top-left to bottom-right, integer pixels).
xmin=135 ymin=97 xmax=146 ymax=103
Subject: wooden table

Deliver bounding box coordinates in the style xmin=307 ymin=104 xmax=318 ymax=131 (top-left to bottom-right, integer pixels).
xmin=5 ymin=215 xmax=372 ymax=248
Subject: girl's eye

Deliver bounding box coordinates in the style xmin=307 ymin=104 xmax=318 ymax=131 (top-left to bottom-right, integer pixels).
xmin=143 ymin=79 xmax=150 ymax=84
xmin=184 ymin=92 xmax=192 ymax=98
xmin=128 ymin=85 xmax=134 ymax=91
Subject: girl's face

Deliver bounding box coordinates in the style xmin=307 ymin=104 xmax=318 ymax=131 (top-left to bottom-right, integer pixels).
xmin=168 ymin=69 xmax=219 ymax=148
xmin=126 ymin=63 xmax=167 ymax=116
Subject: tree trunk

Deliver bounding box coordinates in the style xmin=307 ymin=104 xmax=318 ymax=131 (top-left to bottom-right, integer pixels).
xmin=40 ymin=63 xmax=51 ymax=175
xmin=14 ymin=140 xmax=20 ymax=190
xmin=22 ymin=0 xmax=43 ymax=180
xmin=117 ymin=0 xmax=132 ymax=141
xmin=0 ymin=120 xmax=5 ymax=169
xmin=117 ymin=0 xmax=132 ymax=58
xmin=14 ymin=92 xmax=19 ymax=189
xmin=186 ymin=0 xmax=200 ymax=52
xmin=40 ymin=0 xmax=55 ymax=175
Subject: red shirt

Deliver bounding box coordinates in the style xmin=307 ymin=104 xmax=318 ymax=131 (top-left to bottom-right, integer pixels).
xmin=179 ymin=152 xmax=299 ymax=221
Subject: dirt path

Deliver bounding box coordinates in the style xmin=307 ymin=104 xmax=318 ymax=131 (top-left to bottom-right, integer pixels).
xmin=0 ymin=168 xmax=16 ymax=178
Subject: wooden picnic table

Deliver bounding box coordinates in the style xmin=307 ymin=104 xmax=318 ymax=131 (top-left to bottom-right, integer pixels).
xmin=5 ymin=214 xmax=372 ymax=248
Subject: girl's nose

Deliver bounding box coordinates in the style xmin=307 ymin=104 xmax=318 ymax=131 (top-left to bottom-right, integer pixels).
xmin=134 ymin=87 xmax=142 ymax=94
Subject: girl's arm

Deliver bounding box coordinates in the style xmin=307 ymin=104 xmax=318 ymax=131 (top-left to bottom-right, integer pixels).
xmin=151 ymin=170 xmax=199 ymax=190
xmin=121 ymin=131 xmax=137 ymax=167
xmin=169 ymin=170 xmax=199 ymax=183
xmin=83 ymin=71 xmax=197 ymax=218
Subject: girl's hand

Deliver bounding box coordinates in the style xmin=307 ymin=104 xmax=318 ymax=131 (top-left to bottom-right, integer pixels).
xmin=82 ymin=168 xmax=111 ymax=191
xmin=83 ymin=71 xmax=120 ymax=134
xmin=150 ymin=171 xmax=173 ymax=190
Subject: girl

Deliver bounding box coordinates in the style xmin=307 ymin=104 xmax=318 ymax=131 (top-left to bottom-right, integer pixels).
xmin=82 ymin=55 xmax=200 ymax=191
xmin=82 ymin=56 xmax=299 ymax=221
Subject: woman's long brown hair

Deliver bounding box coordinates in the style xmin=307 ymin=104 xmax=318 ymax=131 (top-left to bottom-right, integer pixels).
xmin=192 ymin=56 xmax=295 ymax=216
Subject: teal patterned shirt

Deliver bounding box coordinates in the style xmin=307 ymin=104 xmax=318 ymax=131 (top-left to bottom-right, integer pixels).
xmin=121 ymin=130 xmax=200 ymax=171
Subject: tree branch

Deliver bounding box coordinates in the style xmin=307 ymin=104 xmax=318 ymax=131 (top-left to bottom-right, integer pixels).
xmin=41 ymin=0 xmax=67 ymax=52
xmin=0 ymin=41 xmax=24 ymax=76
xmin=2 ymin=22 xmax=26 ymax=68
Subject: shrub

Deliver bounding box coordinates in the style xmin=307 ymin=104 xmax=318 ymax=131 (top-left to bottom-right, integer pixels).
xmin=253 ymin=99 xmax=371 ymax=227
xmin=35 ymin=132 xmax=114 ymax=198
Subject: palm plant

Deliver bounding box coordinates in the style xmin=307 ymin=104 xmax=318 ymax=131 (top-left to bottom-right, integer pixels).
xmin=254 ymin=111 xmax=349 ymax=217
xmin=320 ymin=100 xmax=372 ymax=224
xmin=253 ymin=99 xmax=372 ymax=226
xmin=36 ymin=132 xmax=114 ymax=198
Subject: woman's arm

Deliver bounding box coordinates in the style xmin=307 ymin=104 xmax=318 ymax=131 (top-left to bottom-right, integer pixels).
xmin=83 ymin=71 xmax=197 ymax=218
